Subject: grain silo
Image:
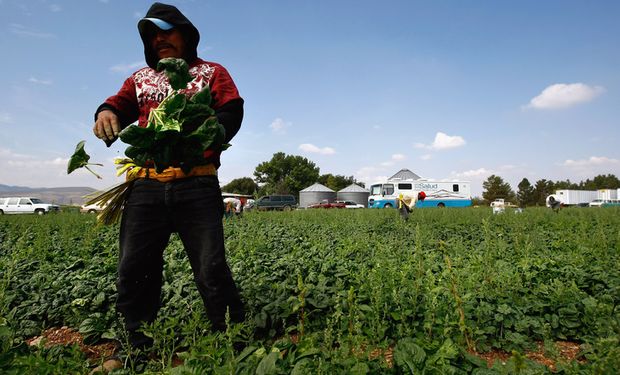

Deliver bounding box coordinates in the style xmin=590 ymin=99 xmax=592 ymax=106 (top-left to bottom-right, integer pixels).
xmin=299 ymin=183 xmax=336 ymax=208
xmin=337 ymin=184 xmax=370 ymax=206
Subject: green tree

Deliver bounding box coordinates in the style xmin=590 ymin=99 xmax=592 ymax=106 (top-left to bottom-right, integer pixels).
xmin=578 ymin=174 xmax=620 ymax=190
xmin=482 ymin=175 xmax=515 ymax=204
xmin=318 ymin=174 xmax=364 ymax=191
xmin=471 ymin=196 xmax=485 ymax=207
xmin=516 ymin=178 xmax=536 ymax=207
xmin=533 ymin=179 xmax=555 ymax=206
xmin=253 ymin=152 xmax=320 ymax=197
xmin=221 ymin=177 xmax=258 ymax=196
xmin=554 ymin=179 xmax=578 ymax=190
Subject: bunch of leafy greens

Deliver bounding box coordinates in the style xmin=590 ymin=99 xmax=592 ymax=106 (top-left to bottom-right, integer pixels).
xmin=118 ymin=57 xmax=227 ymax=174
xmin=67 ymin=140 xmax=102 ymax=179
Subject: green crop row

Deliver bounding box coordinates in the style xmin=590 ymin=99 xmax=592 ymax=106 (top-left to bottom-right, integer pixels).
xmin=1 ymin=207 xmax=619 ymax=374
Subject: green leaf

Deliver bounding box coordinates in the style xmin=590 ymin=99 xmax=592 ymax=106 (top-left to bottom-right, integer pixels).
xmin=157 ymin=57 xmax=193 ymax=90
xmin=161 ymin=93 xmax=187 ymax=120
xmin=67 ymin=140 xmax=102 ymax=178
xmin=187 ymin=117 xmax=224 ymax=150
xmin=394 ymin=338 xmax=426 ymax=371
xmin=256 ymin=351 xmax=279 ymax=375
xmin=124 ymin=146 xmax=150 ymax=166
xmin=191 ymin=86 xmax=212 ymax=105
xmin=157 ymin=119 xmax=182 ymax=134
xmin=119 ymin=125 xmax=156 ymax=148
xmin=67 ymin=140 xmax=90 ymax=174
xmin=152 ymin=145 xmax=173 ymax=173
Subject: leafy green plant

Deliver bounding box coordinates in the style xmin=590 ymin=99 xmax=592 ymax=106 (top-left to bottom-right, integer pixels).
xmin=118 ymin=57 xmax=228 ymax=174
xmin=66 ymin=140 xmax=103 ymax=178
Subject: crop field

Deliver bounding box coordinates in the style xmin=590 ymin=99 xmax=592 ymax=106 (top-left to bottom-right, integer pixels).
xmin=1 ymin=207 xmax=619 ymax=374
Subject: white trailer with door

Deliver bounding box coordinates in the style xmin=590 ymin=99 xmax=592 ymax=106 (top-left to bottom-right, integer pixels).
xmin=547 ymin=190 xmax=598 ymax=206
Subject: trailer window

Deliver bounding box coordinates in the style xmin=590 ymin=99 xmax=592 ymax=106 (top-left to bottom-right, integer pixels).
xmin=371 ymin=185 xmax=382 ymax=195
xmin=398 ymin=183 xmax=412 ymax=190
xmin=453 ymin=184 xmax=459 ymax=192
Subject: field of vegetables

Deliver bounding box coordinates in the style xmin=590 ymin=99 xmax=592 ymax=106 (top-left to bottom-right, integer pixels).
xmin=1 ymin=207 xmax=619 ymax=374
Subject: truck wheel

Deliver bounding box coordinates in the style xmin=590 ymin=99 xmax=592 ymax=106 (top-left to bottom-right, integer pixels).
xmin=35 ymin=209 xmax=46 ymax=215
xmin=0 ymin=210 xmax=3 ymax=215
xmin=88 ymin=209 xmax=97 ymax=214
xmin=437 ymin=203 xmax=445 ymax=208
xmin=283 ymin=205 xmax=292 ymax=211
xmin=384 ymin=203 xmax=393 ymax=208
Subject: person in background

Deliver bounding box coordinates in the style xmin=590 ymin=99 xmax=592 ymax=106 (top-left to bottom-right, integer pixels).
xmin=547 ymin=195 xmax=562 ymax=213
xmin=91 ymin=2 xmax=245 ymax=371
xmin=398 ymin=191 xmax=426 ymax=220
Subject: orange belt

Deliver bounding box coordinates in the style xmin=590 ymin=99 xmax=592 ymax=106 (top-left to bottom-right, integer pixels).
xmin=131 ymin=164 xmax=217 ymax=183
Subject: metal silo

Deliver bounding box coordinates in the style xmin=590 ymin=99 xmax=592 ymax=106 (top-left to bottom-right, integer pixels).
xmin=337 ymin=184 xmax=370 ymax=206
xmin=299 ymin=183 xmax=336 ymax=208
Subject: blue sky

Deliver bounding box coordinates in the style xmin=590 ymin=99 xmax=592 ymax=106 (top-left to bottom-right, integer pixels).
xmin=1 ymin=0 xmax=618 ymax=197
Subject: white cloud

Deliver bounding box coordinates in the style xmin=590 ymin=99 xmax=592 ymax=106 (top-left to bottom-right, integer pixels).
xmin=28 ymin=77 xmax=53 ymax=85
xmin=380 ymin=153 xmax=406 ymax=167
xmin=0 ymin=112 xmax=12 ymax=124
xmin=453 ymin=168 xmax=491 ymax=178
xmin=420 ymin=154 xmax=432 ymax=160
xmin=0 ymin=148 xmax=117 ymax=188
xmin=561 ymin=156 xmax=620 ymax=168
xmin=355 ymin=166 xmax=388 ymax=185
xmin=525 ymin=83 xmax=605 ymax=110
xmin=49 ymin=4 xmax=62 ymax=12
xmin=415 ymin=132 xmax=466 ymax=150
xmin=7 ymin=157 xmax=67 ymax=168
xmin=269 ymin=118 xmax=291 ymax=134
xmin=8 ymin=23 xmax=55 ymax=38
xmin=298 ymin=143 xmax=336 ymax=155
xmin=109 ymin=61 xmax=145 ymax=74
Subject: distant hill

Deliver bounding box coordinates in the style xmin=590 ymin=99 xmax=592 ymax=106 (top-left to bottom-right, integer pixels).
xmin=0 ymin=184 xmax=98 ymax=206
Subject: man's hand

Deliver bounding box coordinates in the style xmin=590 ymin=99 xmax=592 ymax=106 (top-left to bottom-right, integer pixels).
xmin=93 ymin=110 xmax=120 ymax=144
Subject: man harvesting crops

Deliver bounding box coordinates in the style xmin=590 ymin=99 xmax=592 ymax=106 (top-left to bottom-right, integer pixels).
xmin=91 ymin=2 xmax=244 ymax=369
xmin=398 ymin=191 xmax=426 ymax=220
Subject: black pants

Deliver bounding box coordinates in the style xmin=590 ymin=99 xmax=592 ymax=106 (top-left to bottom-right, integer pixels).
xmin=116 ymin=176 xmax=244 ymax=348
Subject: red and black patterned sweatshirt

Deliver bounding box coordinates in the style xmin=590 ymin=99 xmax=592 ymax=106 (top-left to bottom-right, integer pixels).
xmin=94 ymin=2 xmax=243 ymax=168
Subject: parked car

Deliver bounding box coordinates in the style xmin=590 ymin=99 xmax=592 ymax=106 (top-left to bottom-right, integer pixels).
xmin=255 ymin=195 xmax=297 ymax=211
xmin=80 ymin=202 xmax=107 ymax=214
xmin=308 ymin=200 xmax=346 ymax=209
xmin=0 ymin=197 xmax=60 ymax=215
xmin=336 ymin=200 xmax=365 ymax=209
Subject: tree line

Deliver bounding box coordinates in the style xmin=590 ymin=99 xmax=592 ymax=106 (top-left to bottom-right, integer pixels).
xmin=222 ymin=152 xmax=620 ymax=206
xmin=222 ymin=152 xmax=363 ymax=197
xmin=480 ymin=174 xmax=620 ymax=207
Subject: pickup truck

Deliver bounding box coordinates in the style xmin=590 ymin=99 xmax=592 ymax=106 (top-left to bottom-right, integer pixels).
xmin=307 ymin=200 xmax=346 ymax=209
xmin=0 ymin=197 xmax=60 ymax=215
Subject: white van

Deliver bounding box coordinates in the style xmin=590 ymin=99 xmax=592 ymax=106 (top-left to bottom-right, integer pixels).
xmin=0 ymin=197 xmax=60 ymax=215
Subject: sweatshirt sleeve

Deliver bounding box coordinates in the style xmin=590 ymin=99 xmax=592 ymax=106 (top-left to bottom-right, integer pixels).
xmin=94 ymin=76 xmax=140 ymax=128
xmin=210 ymin=65 xmax=244 ymax=143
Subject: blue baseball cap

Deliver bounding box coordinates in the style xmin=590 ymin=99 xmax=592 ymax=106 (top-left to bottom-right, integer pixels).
xmin=139 ymin=17 xmax=174 ymax=31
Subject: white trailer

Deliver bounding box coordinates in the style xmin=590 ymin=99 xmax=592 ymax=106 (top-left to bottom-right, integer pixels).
xmin=548 ymin=190 xmax=598 ymax=206
xmin=597 ymin=189 xmax=618 ymax=200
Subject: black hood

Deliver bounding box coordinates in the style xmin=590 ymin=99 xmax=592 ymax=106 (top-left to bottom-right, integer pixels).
xmin=138 ymin=2 xmax=200 ymax=69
